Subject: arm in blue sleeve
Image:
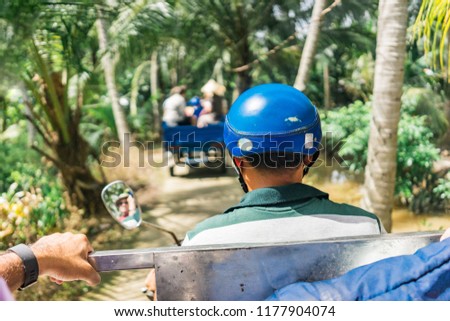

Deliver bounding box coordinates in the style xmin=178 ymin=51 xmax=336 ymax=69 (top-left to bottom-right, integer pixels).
xmin=266 ymin=238 xmax=450 ymax=301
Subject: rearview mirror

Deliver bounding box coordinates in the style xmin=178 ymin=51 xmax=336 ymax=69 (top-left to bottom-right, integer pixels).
xmin=101 ymin=180 xmax=142 ymax=230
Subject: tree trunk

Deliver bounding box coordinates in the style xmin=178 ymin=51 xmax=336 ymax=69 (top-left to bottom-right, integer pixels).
xmin=236 ymin=70 xmax=252 ymax=95
xmin=0 ymin=97 xmax=6 ymax=133
xmin=323 ymin=62 xmax=331 ymax=109
xmin=294 ymin=0 xmax=327 ymax=92
xmin=96 ymin=9 xmax=130 ymax=146
xmin=442 ymin=99 xmax=450 ymax=149
xmin=130 ymin=61 xmax=151 ymax=116
xmin=236 ymin=32 xmax=252 ymax=95
xmin=443 ymin=31 xmax=450 ymax=149
xmin=361 ymin=0 xmax=408 ymax=232
xmin=26 ymin=70 xmax=106 ymax=217
xmin=150 ymin=50 xmax=161 ymax=140
xmin=212 ymin=58 xmax=224 ymax=85
xmin=19 ymin=86 xmax=37 ymax=146
xmin=53 ymin=137 xmax=105 ymax=217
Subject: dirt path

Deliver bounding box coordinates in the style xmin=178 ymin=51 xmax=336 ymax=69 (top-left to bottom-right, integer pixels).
xmin=82 ymin=165 xmax=242 ymax=301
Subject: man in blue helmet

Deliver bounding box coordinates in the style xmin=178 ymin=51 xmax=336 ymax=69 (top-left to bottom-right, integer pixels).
xmin=182 ymin=83 xmax=384 ymax=246
xmin=146 ymin=84 xmax=450 ymax=301
xmin=185 ymin=96 xmax=203 ymax=126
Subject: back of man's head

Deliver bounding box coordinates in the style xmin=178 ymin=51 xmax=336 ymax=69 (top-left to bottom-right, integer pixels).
xmin=243 ymin=152 xmax=303 ymax=171
xmin=223 ymin=84 xmax=322 ymax=189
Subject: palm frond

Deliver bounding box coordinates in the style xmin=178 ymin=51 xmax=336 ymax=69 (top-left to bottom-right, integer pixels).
xmin=130 ymin=60 xmax=151 ymax=115
xmin=109 ymin=0 xmax=172 ymax=49
xmin=413 ymin=0 xmax=450 ymax=79
xmin=30 ymin=40 xmax=71 ymax=143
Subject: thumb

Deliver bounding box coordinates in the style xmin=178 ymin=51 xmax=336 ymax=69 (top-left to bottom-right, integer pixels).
xmin=49 ymin=277 xmax=64 ymax=285
xmin=78 ymin=261 xmax=101 ymax=286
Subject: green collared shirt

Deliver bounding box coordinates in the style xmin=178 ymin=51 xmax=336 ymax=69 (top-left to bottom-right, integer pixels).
xmin=183 ymin=183 xmax=383 ymax=246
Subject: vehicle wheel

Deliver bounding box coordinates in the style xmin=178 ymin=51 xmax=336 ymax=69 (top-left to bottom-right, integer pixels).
xmin=169 ymin=166 xmax=176 ymax=177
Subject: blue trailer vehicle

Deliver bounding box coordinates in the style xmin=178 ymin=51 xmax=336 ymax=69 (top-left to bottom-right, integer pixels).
xmin=162 ymin=122 xmax=227 ymax=176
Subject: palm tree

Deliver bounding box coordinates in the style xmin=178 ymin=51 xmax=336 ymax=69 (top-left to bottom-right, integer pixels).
xmin=23 ymin=41 xmax=106 ymax=217
xmin=413 ymin=0 xmax=450 ymax=148
xmin=293 ymin=0 xmax=327 ymax=91
xmin=96 ymin=5 xmax=130 ymax=146
xmin=1 ymin=1 xmax=108 ymax=216
xmin=361 ymin=0 xmax=409 ymax=232
xmin=182 ymin=0 xmax=299 ymax=95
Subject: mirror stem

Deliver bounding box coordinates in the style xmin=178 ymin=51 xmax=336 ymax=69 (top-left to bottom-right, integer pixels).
xmin=141 ymin=221 xmax=182 ymax=246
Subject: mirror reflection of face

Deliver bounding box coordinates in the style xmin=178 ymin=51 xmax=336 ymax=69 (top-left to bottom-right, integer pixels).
xmin=117 ymin=199 xmax=130 ymax=216
xmin=101 ymin=180 xmax=142 ymax=230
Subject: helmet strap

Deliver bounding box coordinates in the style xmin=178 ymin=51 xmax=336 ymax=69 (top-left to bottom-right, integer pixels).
xmin=302 ymin=151 xmax=320 ymax=178
xmin=230 ymin=155 xmax=249 ymax=193
xmin=303 ymin=167 xmax=310 ymax=177
xmin=238 ymin=173 xmax=249 ymax=193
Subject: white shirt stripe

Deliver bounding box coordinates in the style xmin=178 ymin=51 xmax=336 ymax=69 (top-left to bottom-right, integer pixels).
xmin=183 ymin=214 xmax=381 ymax=246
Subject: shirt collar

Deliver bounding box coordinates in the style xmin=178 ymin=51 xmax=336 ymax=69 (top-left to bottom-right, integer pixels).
xmin=224 ymin=183 xmax=329 ymax=213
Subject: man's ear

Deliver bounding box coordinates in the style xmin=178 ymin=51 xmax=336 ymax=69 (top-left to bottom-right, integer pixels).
xmin=303 ymin=155 xmax=314 ymax=167
xmin=233 ymin=157 xmax=244 ymax=168
xmin=303 ymin=151 xmax=320 ymax=167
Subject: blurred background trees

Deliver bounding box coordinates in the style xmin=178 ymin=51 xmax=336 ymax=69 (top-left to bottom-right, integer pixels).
xmin=0 ymin=0 xmax=448 ymax=251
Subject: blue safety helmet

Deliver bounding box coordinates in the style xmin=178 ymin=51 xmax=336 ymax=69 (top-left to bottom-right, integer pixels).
xmin=187 ymin=96 xmax=201 ymax=107
xmin=224 ymin=83 xmax=322 ymax=158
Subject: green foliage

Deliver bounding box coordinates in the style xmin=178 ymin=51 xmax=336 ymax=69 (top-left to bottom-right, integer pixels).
xmin=404 ymin=47 xmax=446 ymax=90
xmin=321 ymin=100 xmax=371 ymax=144
xmin=434 ymin=178 xmax=450 ymax=201
xmin=0 ymin=138 xmax=69 ymax=249
xmin=321 ymin=97 xmax=446 ymax=213
xmin=0 ymin=102 xmax=70 ymax=248
xmin=0 ymin=95 xmax=25 ymax=133
xmin=401 ymin=87 xmax=448 ymax=139
xmin=413 ymin=0 xmax=450 ymax=78
xmin=0 ymin=133 xmax=39 ymax=189
xmin=396 ymin=114 xmax=440 ymax=199
xmin=128 ymin=102 xmax=154 ymax=140
xmin=81 ymin=103 xmax=117 ymax=150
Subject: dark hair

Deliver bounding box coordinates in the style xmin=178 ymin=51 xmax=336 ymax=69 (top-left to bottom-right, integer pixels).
xmin=170 ymin=85 xmax=187 ymax=95
xmin=243 ymin=152 xmax=303 ymax=170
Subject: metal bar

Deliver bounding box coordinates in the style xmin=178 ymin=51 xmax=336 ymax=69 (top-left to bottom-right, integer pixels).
xmin=154 ymin=231 xmax=442 ymax=300
xmin=89 ymin=231 xmax=442 ymax=300
xmin=89 ymin=248 xmax=157 ymax=271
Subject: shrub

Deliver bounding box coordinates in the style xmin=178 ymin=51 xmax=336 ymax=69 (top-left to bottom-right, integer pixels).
xmin=0 ymin=165 xmax=70 ymax=249
xmin=0 ymin=137 xmax=70 ymax=249
xmin=321 ymin=97 xmax=446 ymax=213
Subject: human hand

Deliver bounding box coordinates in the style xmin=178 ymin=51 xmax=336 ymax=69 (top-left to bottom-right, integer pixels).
xmin=144 ymin=269 xmax=157 ymax=301
xmin=31 ymin=232 xmax=101 ymax=286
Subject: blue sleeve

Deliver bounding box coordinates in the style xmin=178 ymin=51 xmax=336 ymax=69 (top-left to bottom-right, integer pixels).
xmin=266 ymin=238 xmax=450 ymax=301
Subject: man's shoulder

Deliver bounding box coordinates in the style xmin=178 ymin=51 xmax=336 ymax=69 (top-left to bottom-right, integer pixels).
xmin=307 ymin=198 xmax=382 ymax=231
xmin=186 ymin=207 xmax=273 ymax=240
xmin=314 ymin=198 xmax=379 ymax=220
xmin=188 ymin=210 xmax=243 ymax=235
